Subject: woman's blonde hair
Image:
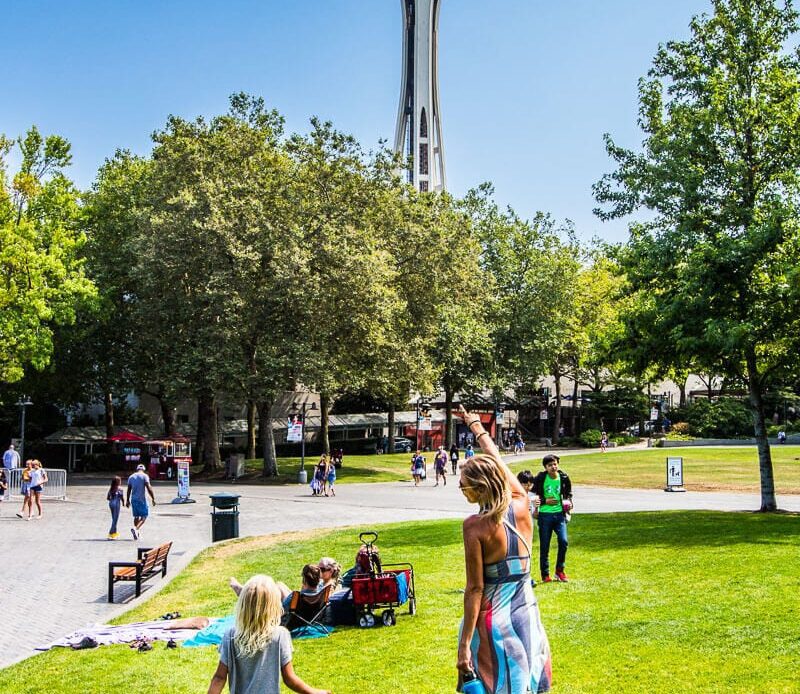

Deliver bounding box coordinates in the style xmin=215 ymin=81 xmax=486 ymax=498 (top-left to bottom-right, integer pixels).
xmin=318 ymin=557 xmax=341 ymax=585
xmin=233 ymin=575 xmax=283 ymax=658
xmin=461 ymin=454 xmax=511 ymax=523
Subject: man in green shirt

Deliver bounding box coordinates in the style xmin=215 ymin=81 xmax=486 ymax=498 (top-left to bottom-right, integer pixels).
xmin=532 ymin=454 xmax=573 ymax=582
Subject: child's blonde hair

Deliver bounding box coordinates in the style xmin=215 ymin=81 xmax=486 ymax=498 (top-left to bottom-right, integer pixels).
xmin=233 ymin=574 xmax=283 ymax=658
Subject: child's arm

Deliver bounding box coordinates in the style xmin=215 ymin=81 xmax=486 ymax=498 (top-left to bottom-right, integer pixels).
xmin=207 ymin=661 xmax=228 ymax=694
xmin=281 ymin=661 xmax=331 ymax=694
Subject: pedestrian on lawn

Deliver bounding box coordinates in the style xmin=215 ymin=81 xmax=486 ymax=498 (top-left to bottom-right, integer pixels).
xmin=599 ymin=431 xmax=608 ymax=453
xmin=434 ymin=446 xmax=448 ymax=487
xmin=456 ymin=405 xmax=552 ymax=693
xmin=126 ymin=463 xmax=156 ymax=540
xmin=107 ymin=476 xmax=124 ymax=539
xmin=28 ymin=460 xmax=48 ymax=519
xmin=16 ymin=459 xmax=33 ymax=519
xmin=532 ymin=454 xmax=573 ymax=583
xmin=464 ymin=443 xmax=475 ymax=461
xmin=208 ymin=574 xmax=331 ymax=694
xmin=450 ymin=443 xmax=460 ymax=474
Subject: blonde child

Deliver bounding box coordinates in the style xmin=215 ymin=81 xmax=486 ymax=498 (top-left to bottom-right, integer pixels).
xmin=207 ymin=574 xmax=331 ymax=694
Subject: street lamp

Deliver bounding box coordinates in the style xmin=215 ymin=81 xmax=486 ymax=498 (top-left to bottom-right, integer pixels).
xmin=415 ymin=398 xmax=431 ymax=451
xmin=291 ymin=401 xmax=317 ymax=484
xmin=16 ymin=396 xmax=33 ymax=463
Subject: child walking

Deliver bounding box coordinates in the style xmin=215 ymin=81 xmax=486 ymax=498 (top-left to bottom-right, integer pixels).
xmin=107 ymin=476 xmax=123 ymax=539
xmin=207 ymin=574 xmax=330 ymax=694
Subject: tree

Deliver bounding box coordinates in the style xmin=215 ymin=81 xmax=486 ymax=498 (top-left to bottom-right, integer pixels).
xmin=594 ymin=0 xmax=800 ymax=511
xmin=0 ymin=128 xmax=96 ymax=383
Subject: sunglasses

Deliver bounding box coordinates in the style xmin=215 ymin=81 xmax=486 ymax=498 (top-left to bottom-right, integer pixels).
xmin=458 ymin=481 xmax=474 ymax=490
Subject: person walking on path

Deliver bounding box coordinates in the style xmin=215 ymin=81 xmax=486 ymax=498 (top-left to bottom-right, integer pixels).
xmin=28 ymin=460 xmax=48 ymax=519
xmin=310 ymin=455 xmax=327 ymax=497
xmin=411 ymin=451 xmax=425 ymax=486
xmin=326 ymin=460 xmax=336 ymax=497
xmin=450 ymin=443 xmax=460 ymax=475
xmin=464 ymin=443 xmax=475 ymax=462
xmin=434 ymin=446 xmax=448 ymax=487
xmin=532 ymin=454 xmax=573 ymax=583
xmin=107 ymin=476 xmax=124 ymax=539
xmin=126 ymin=464 xmax=156 ymax=540
xmin=455 ymin=405 xmax=552 ymax=693
xmin=2 ymin=443 xmax=19 ymax=500
xmin=599 ymin=431 xmax=608 ymax=453
xmin=16 ymin=460 xmax=33 ymax=519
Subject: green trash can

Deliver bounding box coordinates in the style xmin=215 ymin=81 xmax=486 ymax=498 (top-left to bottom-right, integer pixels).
xmin=210 ymin=492 xmax=240 ymax=542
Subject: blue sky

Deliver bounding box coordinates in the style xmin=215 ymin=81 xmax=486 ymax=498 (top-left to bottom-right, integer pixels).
xmin=2 ymin=0 xmax=710 ymax=243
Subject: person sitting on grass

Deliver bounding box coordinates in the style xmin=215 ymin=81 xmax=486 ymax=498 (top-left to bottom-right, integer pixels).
xmin=230 ymin=559 xmax=341 ymax=602
xmin=207 ymin=574 xmax=331 ymax=694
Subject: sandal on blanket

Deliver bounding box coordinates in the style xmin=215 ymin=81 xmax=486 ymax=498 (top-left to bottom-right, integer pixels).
xmin=71 ymin=636 xmax=98 ymax=650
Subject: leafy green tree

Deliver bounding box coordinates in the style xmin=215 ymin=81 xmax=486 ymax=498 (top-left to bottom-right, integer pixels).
xmin=595 ymin=0 xmax=800 ymax=510
xmin=0 ymin=128 xmax=95 ymax=383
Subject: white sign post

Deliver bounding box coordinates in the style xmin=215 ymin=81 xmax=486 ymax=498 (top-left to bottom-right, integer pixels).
xmin=665 ymin=456 xmax=686 ymax=492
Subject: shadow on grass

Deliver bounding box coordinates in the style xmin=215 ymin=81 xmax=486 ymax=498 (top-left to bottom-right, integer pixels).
xmin=575 ymin=510 xmax=800 ymax=550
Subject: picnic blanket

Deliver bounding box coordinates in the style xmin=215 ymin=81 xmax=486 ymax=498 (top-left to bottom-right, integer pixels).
xmin=182 ymin=615 xmax=333 ymax=647
xmin=42 ymin=617 xmax=210 ymax=651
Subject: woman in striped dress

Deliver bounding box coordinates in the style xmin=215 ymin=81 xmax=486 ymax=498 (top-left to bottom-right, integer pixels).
xmin=456 ymin=406 xmax=552 ymax=693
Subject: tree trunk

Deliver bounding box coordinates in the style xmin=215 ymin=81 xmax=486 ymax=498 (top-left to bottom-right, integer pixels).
xmin=246 ymin=399 xmax=257 ymax=460
xmin=160 ymin=397 xmax=176 ymax=437
xmin=444 ymin=382 xmax=454 ymax=448
xmin=388 ymin=402 xmax=396 ymax=453
xmin=257 ymin=399 xmax=278 ymax=477
xmin=320 ymin=393 xmax=331 ymax=456
xmin=195 ymin=399 xmax=205 ymax=465
xmin=679 ymin=377 xmax=687 ymax=408
xmin=197 ymin=391 xmax=220 ymax=473
xmin=104 ymin=392 xmax=115 ymax=439
xmin=552 ymin=370 xmax=562 ymax=445
xmin=745 ymin=349 xmax=777 ymax=512
xmin=570 ymin=377 xmax=579 ymax=436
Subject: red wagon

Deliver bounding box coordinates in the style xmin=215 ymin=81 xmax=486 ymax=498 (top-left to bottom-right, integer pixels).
xmin=351 ymin=532 xmax=417 ymax=628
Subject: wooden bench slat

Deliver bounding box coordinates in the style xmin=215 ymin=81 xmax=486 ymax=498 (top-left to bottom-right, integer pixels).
xmin=108 ymin=541 xmax=173 ymax=603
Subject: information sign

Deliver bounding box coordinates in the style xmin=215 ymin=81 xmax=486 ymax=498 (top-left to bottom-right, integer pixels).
xmin=177 ymin=459 xmax=191 ymax=499
xmin=287 ymin=415 xmax=303 ymax=443
xmin=666 ymin=456 xmax=684 ymax=489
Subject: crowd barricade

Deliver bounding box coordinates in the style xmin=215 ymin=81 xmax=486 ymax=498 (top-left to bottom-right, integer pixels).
xmin=3 ymin=468 xmax=68 ymax=501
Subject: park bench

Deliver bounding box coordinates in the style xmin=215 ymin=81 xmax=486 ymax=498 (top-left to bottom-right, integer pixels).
xmin=107 ymin=541 xmax=173 ymax=603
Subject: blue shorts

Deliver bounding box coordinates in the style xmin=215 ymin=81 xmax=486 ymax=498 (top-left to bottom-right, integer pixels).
xmin=20 ymin=482 xmax=30 ymax=496
xmin=30 ymin=485 xmax=43 ymax=493
xmin=131 ymin=499 xmax=149 ymax=518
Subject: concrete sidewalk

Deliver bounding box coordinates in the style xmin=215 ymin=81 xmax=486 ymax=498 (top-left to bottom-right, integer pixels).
xmin=0 ymin=475 xmax=796 ymax=669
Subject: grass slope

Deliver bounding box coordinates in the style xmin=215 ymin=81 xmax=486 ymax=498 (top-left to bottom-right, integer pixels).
xmin=2 ymin=512 xmax=798 ymax=693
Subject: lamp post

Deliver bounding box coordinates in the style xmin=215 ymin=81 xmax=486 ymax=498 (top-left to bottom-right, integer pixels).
xmin=415 ymin=397 xmax=431 ymax=451
xmin=16 ymin=396 xmax=33 ymax=463
xmin=292 ymin=401 xmax=317 ymax=484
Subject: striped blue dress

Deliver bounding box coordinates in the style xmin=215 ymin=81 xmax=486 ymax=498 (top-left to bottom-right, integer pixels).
xmin=461 ymin=505 xmax=552 ymax=693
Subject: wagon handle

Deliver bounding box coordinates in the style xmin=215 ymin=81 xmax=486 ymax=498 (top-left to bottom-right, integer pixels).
xmin=359 ymin=531 xmax=378 ymax=545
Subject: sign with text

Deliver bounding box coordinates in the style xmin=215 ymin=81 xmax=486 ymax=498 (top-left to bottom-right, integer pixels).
xmin=650 ymin=407 xmax=659 ymax=421
xmin=287 ymin=416 xmax=303 ymax=443
xmin=418 ymin=414 xmax=432 ymax=431
xmin=177 ymin=459 xmax=191 ymax=499
xmin=540 ymin=409 xmax=549 ymax=420
xmin=666 ymin=457 xmax=684 ymax=487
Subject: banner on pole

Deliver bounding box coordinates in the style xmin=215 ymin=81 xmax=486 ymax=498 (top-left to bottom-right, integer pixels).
xmin=287 ymin=415 xmax=303 ymax=443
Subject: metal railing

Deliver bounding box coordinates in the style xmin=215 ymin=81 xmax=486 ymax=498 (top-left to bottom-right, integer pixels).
xmin=2 ymin=468 xmax=68 ymax=501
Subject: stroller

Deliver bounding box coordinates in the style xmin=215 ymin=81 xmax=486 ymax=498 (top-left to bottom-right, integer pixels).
xmin=351 ymin=531 xmax=416 ymax=628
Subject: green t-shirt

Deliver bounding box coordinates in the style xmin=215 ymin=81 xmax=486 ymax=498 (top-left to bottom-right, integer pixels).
xmin=540 ymin=474 xmax=563 ymax=513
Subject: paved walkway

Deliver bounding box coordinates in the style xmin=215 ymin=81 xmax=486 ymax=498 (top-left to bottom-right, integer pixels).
xmin=0 ymin=475 xmax=797 ymax=669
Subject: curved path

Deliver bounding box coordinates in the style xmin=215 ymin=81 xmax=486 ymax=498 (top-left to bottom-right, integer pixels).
xmin=0 ymin=475 xmax=797 ymax=669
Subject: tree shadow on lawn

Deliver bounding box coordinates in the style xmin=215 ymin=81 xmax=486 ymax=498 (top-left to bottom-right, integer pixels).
xmin=575 ymin=510 xmax=800 ymax=551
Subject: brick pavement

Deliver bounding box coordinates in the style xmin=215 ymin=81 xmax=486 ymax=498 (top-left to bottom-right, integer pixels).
xmin=0 ymin=475 xmax=797 ymax=669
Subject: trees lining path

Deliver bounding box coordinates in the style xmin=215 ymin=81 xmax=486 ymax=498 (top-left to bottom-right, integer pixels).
xmin=1 ymin=476 xmax=797 ymax=669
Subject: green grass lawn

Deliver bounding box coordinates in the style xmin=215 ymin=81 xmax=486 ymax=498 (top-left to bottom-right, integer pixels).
xmin=523 ymin=446 xmax=800 ymax=494
xmin=3 ymin=512 xmax=798 ymax=693
xmin=211 ymin=446 xmax=800 ymax=494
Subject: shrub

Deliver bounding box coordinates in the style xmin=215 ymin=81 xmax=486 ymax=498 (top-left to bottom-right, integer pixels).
xmin=665 ymin=432 xmax=694 ymax=441
xmin=670 ymin=421 xmax=692 ymax=435
xmin=683 ymin=398 xmax=752 ymax=438
xmin=580 ymin=429 xmax=603 ymax=447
